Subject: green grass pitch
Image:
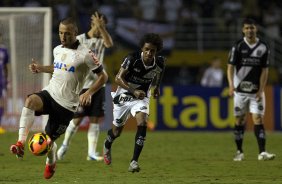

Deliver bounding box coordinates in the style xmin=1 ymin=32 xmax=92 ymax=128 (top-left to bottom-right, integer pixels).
xmin=0 ymin=131 xmax=281 ymax=184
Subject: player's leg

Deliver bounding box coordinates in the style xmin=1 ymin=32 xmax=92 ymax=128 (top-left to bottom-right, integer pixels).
xmin=10 ymin=93 xmax=44 ymax=159
xmin=233 ymin=115 xmax=247 ymax=161
xmin=57 ymin=117 xmax=82 ymax=160
xmin=87 ymin=116 xmax=103 ymax=161
xmin=128 ymin=112 xmax=148 ymax=173
xmin=44 ymin=102 xmax=74 ymax=179
xmin=128 ymin=99 xmax=150 ymax=172
xmin=103 ymin=125 xmax=124 ymax=165
xmin=232 ymin=93 xmax=248 ymax=161
xmin=103 ymin=101 xmax=131 ymax=165
xmin=86 ymin=88 xmax=105 ymax=161
xmin=250 ymin=94 xmax=275 ymax=160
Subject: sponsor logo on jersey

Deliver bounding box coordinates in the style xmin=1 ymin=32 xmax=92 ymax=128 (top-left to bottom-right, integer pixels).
xmin=54 ymin=61 xmax=75 ymax=72
xmin=239 ymin=81 xmax=258 ymax=92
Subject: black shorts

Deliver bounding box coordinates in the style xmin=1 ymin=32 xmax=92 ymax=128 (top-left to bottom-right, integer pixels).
xmin=73 ymin=87 xmax=105 ymax=118
xmin=33 ymin=90 xmax=74 ymax=141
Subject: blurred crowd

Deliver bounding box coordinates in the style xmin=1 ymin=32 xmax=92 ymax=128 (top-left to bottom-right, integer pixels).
xmin=1 ymin=0 xmax=282 ymax=39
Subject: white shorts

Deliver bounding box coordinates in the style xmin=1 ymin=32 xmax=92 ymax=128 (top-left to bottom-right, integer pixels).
xmin=233 ymin=92 xmax=265 ymax=116
xmin=112 ymin=96 xmax=150 ymax=127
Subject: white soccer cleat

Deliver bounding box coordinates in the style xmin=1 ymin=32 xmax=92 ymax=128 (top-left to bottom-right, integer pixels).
xmin=258 ymin=151 xmax=276 ymax=161
xmin=86 ymin=154 xmax=103 ymax=161
xmin=128 ymin=160 xmax=140 ymax=173
xmin=57 ymin=144 xmax=68 ymax=160
xmin=233 ymin=151 xmax=244 ymax=161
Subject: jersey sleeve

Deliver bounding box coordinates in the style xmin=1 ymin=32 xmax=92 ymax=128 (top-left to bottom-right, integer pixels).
xmin=121 ymin=54 xmax=133 ymax=70
xmin=261 ymin=45 xmax=270 ymax=68
xmin=228 ymin=45 xmax=239 ymax=65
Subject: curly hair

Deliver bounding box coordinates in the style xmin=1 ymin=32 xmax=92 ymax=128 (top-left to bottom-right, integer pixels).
xmin=139 ymin=33 xmax=163 ymax=52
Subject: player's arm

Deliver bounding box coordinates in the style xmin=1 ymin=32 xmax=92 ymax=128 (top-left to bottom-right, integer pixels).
xmin=29 ymin=58 xmax=54 ymax=74
xmin=151 ymin=66 xmax=165 ymax=99
xmin=115 ymin=67 xmax=145 ymax=99
xmin=256 ymin=67 xmax=268 ymax=101
xmin=92 ymin=12 xmax=113 ymax=48
xmin=227 ymin=64 xmax=235 ymax=97
xmin=80 ymin=67 xmax=108 ymax=106
xmin=227 ymin=46 xmax=238 ymax=97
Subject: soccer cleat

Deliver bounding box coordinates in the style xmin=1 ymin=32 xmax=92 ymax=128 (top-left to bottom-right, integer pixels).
xmin=44 ymin=163 xmax=56 ymax=179
xmin=233 ymin=150 xmax=244 ymax=161
xmin=57 ymin=144 xmax=68 ymax=160
xmin=86 ymin=154 xmax=103 ymax=161
xmin=10 ymin=141 xmax=24 ymax=159
xmin=258 ymin=151 xmax=276 ymax=161
xmin=128 ymin=160 xmax=141 ymax=173
xmin=103 ymin=142 xmax=111 ymax=165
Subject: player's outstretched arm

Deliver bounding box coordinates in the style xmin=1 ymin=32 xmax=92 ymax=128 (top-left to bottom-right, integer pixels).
xmin=29 ymin=58 xmax=54 ymax=74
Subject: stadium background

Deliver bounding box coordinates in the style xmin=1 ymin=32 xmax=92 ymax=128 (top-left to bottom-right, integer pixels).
xmin=1 ymin=0 xmax=282 ymax=131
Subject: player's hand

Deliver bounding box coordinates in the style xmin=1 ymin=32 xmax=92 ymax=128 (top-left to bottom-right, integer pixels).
xmin=29 ymin=58 xmax=41 ymax=73
xmin=133 ymin=90 xmax=146 ymax=100
xmin=255 ymin=91 xmax=263 ymax=102
xmin=91 ymin=12 xmax=105 ymax=28
xmin=228 ymin=86 xmax=235 ymax=97
xmin=152 ymin=88 xmax=160 ymax=99
xmin=79 ymin=91 xmax=92 ymax=106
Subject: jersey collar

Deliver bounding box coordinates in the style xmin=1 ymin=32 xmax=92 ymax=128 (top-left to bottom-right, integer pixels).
xmin=141 ymin=52 xmax=155 ymax=69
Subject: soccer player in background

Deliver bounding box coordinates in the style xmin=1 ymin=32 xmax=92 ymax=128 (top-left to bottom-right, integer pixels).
xmin=0 ymin=33 xmax=9 ymax=134
xmin=57 ymin=11 xmax=113 ymax=161
xmin=10 ymin=17 xmax=108 ymax=179
xmin=103 ymin=33 xmax=165 ymax=172
xmin=227 ymin=18 xmax=275 ymax=161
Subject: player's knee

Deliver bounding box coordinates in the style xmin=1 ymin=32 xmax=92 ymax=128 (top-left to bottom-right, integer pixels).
xmin=25 ymin=95 xmax=42 ymax=110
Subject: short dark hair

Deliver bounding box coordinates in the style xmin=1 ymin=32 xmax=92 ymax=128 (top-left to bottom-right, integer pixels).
xmin=242 ymin=18 xmax=256 ymax=26
xmin=139 ymin=33 xmax=163 ymax=52
xmin=60 ymin=17 xmax=78 ymax=32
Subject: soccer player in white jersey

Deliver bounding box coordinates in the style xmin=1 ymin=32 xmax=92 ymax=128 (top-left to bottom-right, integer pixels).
xmin=10 ymin=17 xmax=108 ymax=179
xmin=103 ymin=33 xmax=165 ymax=172
xmin=227 ymin=18 xmax=275 ymax=162
xmin=57 ymin=12 xmax=113 ymax=161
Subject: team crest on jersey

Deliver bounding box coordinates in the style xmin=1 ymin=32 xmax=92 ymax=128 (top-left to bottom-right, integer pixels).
xmin=256 ymin=50 xmax=262 ymax=57
xmin=61 ymin=53 xmax=67 ymax=61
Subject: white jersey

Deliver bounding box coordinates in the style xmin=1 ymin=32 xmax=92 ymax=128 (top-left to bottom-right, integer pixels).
xmin=76 ymin=33 xmax=106 ymax=89
xmin=44 ymin=43 xmax=102 ymax=112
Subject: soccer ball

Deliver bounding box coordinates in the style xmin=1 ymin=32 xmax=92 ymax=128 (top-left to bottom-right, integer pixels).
xmin=28 ymin=132 xmax=51 ymax=156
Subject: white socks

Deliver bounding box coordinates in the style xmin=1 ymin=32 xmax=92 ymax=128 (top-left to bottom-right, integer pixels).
xmin=88 ymin=123 xmax=100 ymax=156
xmin=46 ymin=142 xmax=57 ymax=165
xmin=18 ymin=107 xmax=35 ymax=144
xmin=62 ymin=120 xmax=78 ymax=146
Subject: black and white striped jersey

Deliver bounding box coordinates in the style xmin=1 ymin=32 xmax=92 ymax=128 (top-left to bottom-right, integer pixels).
xmin=115 ymin=51 xmax=165 ymax=97
xmin=228 ymin=37 xmax=270 ymax=94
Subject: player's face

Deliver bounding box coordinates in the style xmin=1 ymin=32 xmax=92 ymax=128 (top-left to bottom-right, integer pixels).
xmin=141 ymin=43 xmax=157 ymax=62
xmin=59 ymin=23 xmax=77 ymax=48
xmin=242 ymin=24 xmax=257 ymax=39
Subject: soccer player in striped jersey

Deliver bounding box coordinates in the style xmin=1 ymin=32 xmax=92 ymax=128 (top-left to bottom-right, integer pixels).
xmin=227 ymin=18 xmax=275 ymax=162
xmin=103 ymin=33 xmax=165 ymax=172
xmin=57 ymin=12 xmax=113 ymax=161
xmin=10 ymin=17 xmax=108 ymax=179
